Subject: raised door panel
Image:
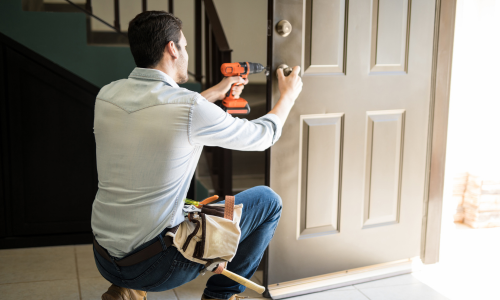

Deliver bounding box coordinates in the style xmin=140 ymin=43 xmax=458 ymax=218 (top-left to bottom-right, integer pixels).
xmin=363 ymin=110 xmax=405 ymax=228
xmin=298 ymin=114 xmax=344 ymax=239
xmin=5 ymin=47 xmax=98 ymax=236
xmin=304 ymin=0 xmax=348 ymax=75
xmin=370 ymin=0 xmax=411 ymax=73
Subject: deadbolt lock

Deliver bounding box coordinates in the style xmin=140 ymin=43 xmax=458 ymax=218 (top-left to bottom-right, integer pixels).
xmin=276 ymin=64 xmax=293 ymax=78
xmin=276 ymin=20 xmax=292 ymax=37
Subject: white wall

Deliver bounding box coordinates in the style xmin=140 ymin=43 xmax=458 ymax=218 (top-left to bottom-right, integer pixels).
xmin=45 ymin=0 xmax=267 ymax=82
xmin=446 ymin=0 xmax=500 ymax=177
xmin=442 ymin=0 xmax=500 ymax=222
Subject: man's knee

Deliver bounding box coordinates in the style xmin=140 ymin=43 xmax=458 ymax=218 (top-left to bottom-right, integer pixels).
xmin=254 ymin=185 xmax=282 ymax=212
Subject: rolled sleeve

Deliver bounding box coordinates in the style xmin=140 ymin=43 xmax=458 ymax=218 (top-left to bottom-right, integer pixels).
xmin=189 ymin=96 xmax=283 ymax=151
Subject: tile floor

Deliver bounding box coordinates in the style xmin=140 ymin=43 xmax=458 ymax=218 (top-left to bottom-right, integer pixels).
xmin=0 ymin=223 xmax=498 ymax=299
xmin=0 ymin=243 xmax=446 ymax=300
xmin=0 ymin=244 xmax=265 ymax=300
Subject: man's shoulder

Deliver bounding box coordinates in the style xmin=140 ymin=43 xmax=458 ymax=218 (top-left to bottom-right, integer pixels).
xmin=96 ymin=79 xmax=202 ymax=113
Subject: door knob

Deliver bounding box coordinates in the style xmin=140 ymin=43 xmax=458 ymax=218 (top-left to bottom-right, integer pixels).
xmin=276 ymin=20 xmax=292 ymax=37
xmin=276 ymin=64 xmax=293 ymax=78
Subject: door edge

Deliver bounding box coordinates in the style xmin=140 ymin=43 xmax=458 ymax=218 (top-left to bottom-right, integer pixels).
xmin=421 ymin=0 xmax=457 ymax=265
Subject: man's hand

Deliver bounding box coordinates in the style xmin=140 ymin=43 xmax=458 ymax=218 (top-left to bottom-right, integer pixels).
xmin=277 ymin=66 xmax=303 ymax=105
xmin=268 ymin=66 xmax=303 ymax=124
xmin=200 ymin=76 xmax=248 ymax=103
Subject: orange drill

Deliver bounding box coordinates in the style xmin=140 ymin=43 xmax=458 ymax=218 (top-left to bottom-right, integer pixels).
xmin=216 ymin=62 xmax=266 ymax=115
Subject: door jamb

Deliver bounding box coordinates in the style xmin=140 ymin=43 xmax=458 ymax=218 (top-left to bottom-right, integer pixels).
xmin=421 ymin=0 xmax=457 ymax=264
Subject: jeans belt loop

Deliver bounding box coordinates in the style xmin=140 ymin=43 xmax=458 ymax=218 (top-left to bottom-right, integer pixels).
xmin=158 ymin=234 xmax=168 ymax=251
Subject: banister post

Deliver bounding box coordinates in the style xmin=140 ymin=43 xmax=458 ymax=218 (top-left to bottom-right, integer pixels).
xmin=169 ymin=0 xmax=174 ymax=14
xmin=114 ymin=0 xmax=121 ymax=32
xmin=195 ymin=0 xmax=202 ymax=83
xmin=85 ymin=0 xmax=92 ymax=13
xmin=142 ymin=0 xmax=147 ymax=12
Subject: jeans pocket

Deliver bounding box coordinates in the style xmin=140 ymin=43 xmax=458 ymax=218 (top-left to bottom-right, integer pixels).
xmin=121 ymin=250 xmax=171 ymax=287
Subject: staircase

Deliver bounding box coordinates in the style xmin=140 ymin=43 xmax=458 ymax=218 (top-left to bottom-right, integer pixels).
xmin=0 ymin=0 xmax=267 ymax=201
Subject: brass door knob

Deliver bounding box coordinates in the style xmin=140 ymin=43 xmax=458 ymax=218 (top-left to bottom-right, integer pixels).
xmin=276 ymin=20 xmax=292 ymax=37
xmin=276 ymin=64 xmax=293 ymax=78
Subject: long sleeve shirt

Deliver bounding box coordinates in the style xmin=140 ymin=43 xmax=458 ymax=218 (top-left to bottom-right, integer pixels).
xmin=91 ymin=68 xmax=282 ymax=258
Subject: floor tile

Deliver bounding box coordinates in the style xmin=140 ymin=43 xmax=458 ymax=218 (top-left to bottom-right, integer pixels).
xmin=357 ymin=282 xmax=450 ymax=300
xmin=253 ymin=270 xmax=263 ymax=285
xmin=0 ymin=279 xmax=80 ymax=300
xmin=287 ymin=288 xmax=369 ymax=300
xmin=75 ymin=244 xmax=102 ymax=278
xmin=80 ymin=276 xmax=112 ymax=300
xmin=353 ymin=274 xmax=421 ymax=289
xmin=147 ymin=289 xmax=179 ymax=300
xmin=0 ymin=245 xmax=77 ymax=284
xmin=173 ymin=274 xmax=207 ymax=300
xmin=173 ymin=272 xmax=267 ymax=300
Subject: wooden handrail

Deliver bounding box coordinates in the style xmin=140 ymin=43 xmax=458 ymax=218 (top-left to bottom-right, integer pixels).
xmin=203 ymin=0 xmax=231 ymax=53
xmin=66 ymin=0 xmax=126 ymax=36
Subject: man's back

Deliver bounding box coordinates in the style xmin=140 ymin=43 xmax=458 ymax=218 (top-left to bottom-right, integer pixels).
xmin=92 ymin=68 xmax=202 ymax=258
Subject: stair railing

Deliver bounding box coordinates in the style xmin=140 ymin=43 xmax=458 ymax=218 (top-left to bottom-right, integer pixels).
xmin=194 ymin=0 xmax=233 ymax=197
xmin=67 ymin=0 xmax=174 ymax=35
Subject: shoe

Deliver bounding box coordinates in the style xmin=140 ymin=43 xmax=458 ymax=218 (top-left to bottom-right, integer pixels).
xmin=102 ymin=284 xmax=147 ymax=300
xmin=201 ymin=294 xmax=247 ymax=300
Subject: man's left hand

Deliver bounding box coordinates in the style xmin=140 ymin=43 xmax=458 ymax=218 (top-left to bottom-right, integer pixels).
xmin=201 ymin=76 xmax=249 ymax=103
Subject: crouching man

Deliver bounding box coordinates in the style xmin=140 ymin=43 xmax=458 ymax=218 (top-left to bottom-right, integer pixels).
xmin=91 ymin=11 xmax=303 ymax=300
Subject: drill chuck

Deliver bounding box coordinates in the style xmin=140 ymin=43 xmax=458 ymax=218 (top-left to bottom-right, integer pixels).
xmin=247 ymin=62 xmax=266 ymax=75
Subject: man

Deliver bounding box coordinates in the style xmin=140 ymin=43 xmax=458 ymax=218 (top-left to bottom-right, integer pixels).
xmin=92 ymin=11 xmax=302 ymax=300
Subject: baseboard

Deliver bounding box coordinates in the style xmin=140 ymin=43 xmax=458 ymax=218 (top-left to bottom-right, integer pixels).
xmin=268 ymin=258 xmax=421 ymax=299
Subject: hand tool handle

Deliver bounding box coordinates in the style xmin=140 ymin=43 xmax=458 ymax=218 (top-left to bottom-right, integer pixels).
xmin=220 ymin=269 xmax=266 ymax=294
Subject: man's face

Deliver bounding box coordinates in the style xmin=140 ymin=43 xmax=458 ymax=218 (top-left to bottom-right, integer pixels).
xmin=174 ymin=31 xmax=189 ymax=84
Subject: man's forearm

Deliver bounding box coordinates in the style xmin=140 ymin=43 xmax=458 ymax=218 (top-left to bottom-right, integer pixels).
xmin=268 ymin=96 xmax=294 ymax=124
xmin=200 ymin=88 xmax=220 ymax=103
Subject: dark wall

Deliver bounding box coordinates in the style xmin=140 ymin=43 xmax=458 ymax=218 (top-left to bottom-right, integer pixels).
xmin=0 ymin=33 xmax=98 ymax=248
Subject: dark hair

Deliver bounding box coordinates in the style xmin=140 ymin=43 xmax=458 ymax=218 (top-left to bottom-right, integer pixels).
xmin=128 ymin=11 xmax=182 ymax=68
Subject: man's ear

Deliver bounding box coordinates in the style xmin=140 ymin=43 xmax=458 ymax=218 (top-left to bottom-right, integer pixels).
xmin=165 ymin=41 xmax=178 ymax=59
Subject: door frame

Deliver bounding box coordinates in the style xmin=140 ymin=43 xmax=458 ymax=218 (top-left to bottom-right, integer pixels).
xmin=421 ymin=0 xmax=456 ymax=265
xmin=263 ymin=0 xmax=457 ymax=291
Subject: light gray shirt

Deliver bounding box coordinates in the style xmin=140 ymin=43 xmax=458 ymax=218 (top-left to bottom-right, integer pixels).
xmin=91 ymin=68 xmax=282 ymax=258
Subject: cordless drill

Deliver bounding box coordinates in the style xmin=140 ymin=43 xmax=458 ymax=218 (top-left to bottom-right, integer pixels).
xmin=215 ymin=62 xmax=266 ymax=115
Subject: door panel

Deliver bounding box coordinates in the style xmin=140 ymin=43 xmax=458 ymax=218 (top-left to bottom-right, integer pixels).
xmin=370 ymin=0 xmax=411 ymax=72
xmin=298 ymin=113 xmax=344 ymax=239
xmin=269 ymin=0 xmax=436 ymax=284
xmin=363 ymin=110 xmax=405 ymax=228
xmin=304 ymin=0 xmax=348 ymax=75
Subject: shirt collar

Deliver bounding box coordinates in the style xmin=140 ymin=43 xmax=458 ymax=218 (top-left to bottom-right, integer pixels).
xmin=128 ymin=67 xmax=179 ymax=88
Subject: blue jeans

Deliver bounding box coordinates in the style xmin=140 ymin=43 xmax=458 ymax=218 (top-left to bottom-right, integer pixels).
xmin=93 ymin=186 xmax=282 ymax=299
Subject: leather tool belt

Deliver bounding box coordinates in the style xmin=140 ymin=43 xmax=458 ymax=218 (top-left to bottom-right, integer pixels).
xmin=93 ymin=195 xmax=241 ymax=268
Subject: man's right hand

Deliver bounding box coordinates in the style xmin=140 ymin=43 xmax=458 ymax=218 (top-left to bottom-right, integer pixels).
xmin=269 ymin=66 xmax=303 ymax=124
xmin=277 ymin=66 xmax=303 ymax=104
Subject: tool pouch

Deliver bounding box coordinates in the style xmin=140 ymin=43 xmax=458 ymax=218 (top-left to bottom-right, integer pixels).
xmin=169 ymin=196 xmax=243 ymax=265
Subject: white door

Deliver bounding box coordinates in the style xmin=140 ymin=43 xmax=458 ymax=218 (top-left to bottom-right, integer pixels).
xmin=267 ymin=0 xmax=438 ymax=297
